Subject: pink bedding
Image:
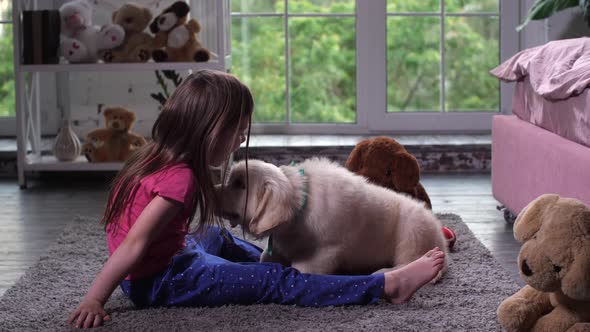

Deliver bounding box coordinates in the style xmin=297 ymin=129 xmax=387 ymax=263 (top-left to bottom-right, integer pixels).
xmin=491 ymin=37 xmax=590 ymax=147
xmin=491 ymin=37 xmax=590 ymax=100
xmin=513 ymin=77 xmax=590 ymax=147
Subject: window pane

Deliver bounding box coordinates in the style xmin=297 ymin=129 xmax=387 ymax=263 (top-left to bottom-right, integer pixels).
xmin=0 ymin=0 xmax=11 ymax=22
xmin=289 ymin=17 xmax=356 ymax=123
xmin=387 ymin=17 xmax=440 ymax=113
xmin=289 ymin=0 xmax=354 ymax=14
xmin=232 ymin=17 xmax=285 ymax=123
xmin=445 ymin=16 xmax=499 ymax=112
xmin=445 ymin=0 xmax=498 ymax=13
xmin=231 ymin=0 xmax=282 ymax=14
xmin=0 ymin=23 xmax=14 ymax=118
xmin=387 ymin=0 xmax=439 ymax=13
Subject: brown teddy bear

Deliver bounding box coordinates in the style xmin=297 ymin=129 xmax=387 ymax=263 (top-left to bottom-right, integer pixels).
xmin=346 ymin=136 xmax=432 ymax=208
xmin=149 ymin=1 xmax=211 ymax=62
xmin=101 ymin=3 xmax=153 ymax=63
xmin=497 ymin=194 xmax=590 ymax=332
xmin=82 ymin=107 xmax=146 ymax=162
xmin=346 ymin=136 xmax=457 ymax=249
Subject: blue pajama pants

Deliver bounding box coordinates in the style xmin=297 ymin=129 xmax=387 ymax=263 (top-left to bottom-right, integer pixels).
xmin=120 ymin=226 xmax=384 ymax=308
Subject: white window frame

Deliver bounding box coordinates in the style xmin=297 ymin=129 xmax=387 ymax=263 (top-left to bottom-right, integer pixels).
xmin=240 ymin=0 xmax=520 ymax=135
xmin=0 ymin=16 xmax=14 ymax=136
xmin=366 ymin=0 xmax=520 ymax=133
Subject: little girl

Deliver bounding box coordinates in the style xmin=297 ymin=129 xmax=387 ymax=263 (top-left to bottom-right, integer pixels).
xmin=68 ymin=69 xmax=445 ymax=329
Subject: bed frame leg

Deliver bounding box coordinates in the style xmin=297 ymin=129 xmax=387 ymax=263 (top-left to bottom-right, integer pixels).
xmin=496 ymin=205 xmax=517 ymax=224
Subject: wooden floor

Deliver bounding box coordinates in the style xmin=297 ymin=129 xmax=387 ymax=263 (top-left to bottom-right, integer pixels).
xmin=0 ymin=172 xmax=523 ymax=297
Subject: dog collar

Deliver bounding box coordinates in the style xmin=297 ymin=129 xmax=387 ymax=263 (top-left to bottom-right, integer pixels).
xmin=268 ymin=167 xmax=308 ymax=257
xmin=288 ymin=162 xmax=309 ymax=213
xmin=297 ymin=168 xmax=308 ymax=212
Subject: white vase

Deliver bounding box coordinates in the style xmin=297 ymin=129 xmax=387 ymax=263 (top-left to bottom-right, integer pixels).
xmin=54 ymin=120 xmax=81 ymax=161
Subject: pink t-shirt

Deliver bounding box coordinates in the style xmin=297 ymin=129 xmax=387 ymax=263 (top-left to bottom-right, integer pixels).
xmin=106 ymin=163 xmax=196 ymax=280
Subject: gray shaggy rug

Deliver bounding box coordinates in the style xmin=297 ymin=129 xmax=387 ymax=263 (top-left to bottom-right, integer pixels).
xmin=0 ymin=214 xmax=520 ymax=332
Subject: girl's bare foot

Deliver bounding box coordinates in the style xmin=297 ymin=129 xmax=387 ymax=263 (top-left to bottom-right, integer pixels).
xmin=382 ymin=247 xmax=445 ymax=304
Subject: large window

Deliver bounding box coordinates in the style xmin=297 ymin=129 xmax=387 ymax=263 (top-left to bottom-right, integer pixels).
xmin=231 ymin=0 xmax=356 ymax=125
xmin=387 ymin=1 xmax=500 ymax=113
xmin=232 ymin=0 xmax=518 ymax=133
xmin=0 ymin=0 xmax=14 ymax=119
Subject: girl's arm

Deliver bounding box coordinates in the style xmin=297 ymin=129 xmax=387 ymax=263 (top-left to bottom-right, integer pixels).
xmin=68 ymin=196 xmax=182 ymax=329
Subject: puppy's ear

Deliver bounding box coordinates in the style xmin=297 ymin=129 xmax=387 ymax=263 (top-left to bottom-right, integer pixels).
xmin=143 ymin=8 xmax=153 ymax=23
xmin=249 ymin=180 xmax=294 ymax=236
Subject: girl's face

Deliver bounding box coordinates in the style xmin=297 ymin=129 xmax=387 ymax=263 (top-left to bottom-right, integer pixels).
xmin=210 ymin=117 xmax=248 ymax=166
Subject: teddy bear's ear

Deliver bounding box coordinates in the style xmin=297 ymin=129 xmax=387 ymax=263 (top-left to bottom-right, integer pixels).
xmin=346 ymin=139 xmax=370 ymax=172
xmin=111 ymin=10 xmax=118 ymax=22
xmin=513 ymin=194 xmax=560 ymax=243
xmin=103 ymin=108 xmax=113 ymax=118
xmin=579 ymin=206 xmax=590 ymax=237
xmin=170 ymin=1 xmax=191 ymax=18
xmin=392 ymin=152 xmax=420 ymax=192
xmin=143 ymin=8 xmax=153 ymax=23
xmin=561 ymin=203 xmax=590 ymax=300
xmin=125 ymin=111 xmax=137 ymax=123
xmin=149 ymin=15 xmax=160 ymax=34
xmin=562 ymin=250 xmax=590 ymax=300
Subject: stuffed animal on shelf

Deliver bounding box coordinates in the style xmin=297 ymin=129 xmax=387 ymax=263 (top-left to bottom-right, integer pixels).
xmin=82 ymin=107 xmax=146 ymax=162
xmin=346 ymin=136 xmax=456 ymax=249
xmin=497 ymin=194 xmax=590 ymax=332
xmin=59 ymin=0 xmax=125 ymax=63
xmin=101 ymin=3 xmax=154 ymax=63
xmin=149 ymin=1 xmax=211 ymax=62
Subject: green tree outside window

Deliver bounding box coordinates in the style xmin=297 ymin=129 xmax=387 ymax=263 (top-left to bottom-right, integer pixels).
xmin=0 ymin=23 xmax=14 ymax=118
xmin=232 ymin=0 xmax=500 ymax=123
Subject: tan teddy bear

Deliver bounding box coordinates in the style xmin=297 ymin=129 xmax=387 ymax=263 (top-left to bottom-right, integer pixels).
xmin=82 ymin=107 xmax=146 ymax=162
xmin=149 ymin=1 xmax=211 ymax=62
xmin=101 ymin=3 xmax=153 ymax=63
xmin=497 ymin=194 xmax=590 ymax=332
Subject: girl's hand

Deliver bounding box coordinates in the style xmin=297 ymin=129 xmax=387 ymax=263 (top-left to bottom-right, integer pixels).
xmin=68 ymin=298 xmax=111 ymax=329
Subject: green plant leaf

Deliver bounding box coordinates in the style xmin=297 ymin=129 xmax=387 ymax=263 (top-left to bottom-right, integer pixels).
xmin=517 ymin=0 xmax=579 ymax=31
xmin=581 ymin=0 xmax=590 ymax=25
xmin=150 ymin=93 xmax=167 ymax=106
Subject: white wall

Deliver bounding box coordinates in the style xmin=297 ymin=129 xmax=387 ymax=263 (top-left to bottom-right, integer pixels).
xmin=519 ymin=0 xmax=589 ymax=49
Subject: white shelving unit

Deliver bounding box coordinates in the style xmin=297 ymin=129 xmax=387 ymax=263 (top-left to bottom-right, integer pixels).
xmin=12 ymin=0 xmax=231 ymax=188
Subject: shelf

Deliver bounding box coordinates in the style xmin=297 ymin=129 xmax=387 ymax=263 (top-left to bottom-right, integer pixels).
xmin=24 ymin=155 xmax=122 ymax=171
xmin=13 ymin=0 xmax=231 ymax=187
xmin=19 ymin=61 xmax=227 ymax=73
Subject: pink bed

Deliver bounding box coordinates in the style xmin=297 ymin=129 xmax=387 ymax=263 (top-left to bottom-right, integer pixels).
xmin=491 ymin=38 xmax=590 ymax=217
xmin=492 ymin=115 xmax=590 ymax=216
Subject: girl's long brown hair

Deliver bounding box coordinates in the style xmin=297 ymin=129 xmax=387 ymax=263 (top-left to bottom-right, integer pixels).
xmin=101 ymin=70 xmax=254 ymax=234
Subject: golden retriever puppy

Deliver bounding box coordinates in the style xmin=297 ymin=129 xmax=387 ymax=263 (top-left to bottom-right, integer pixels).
xmin=218 ymin=158 xmax=448 ymax=278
